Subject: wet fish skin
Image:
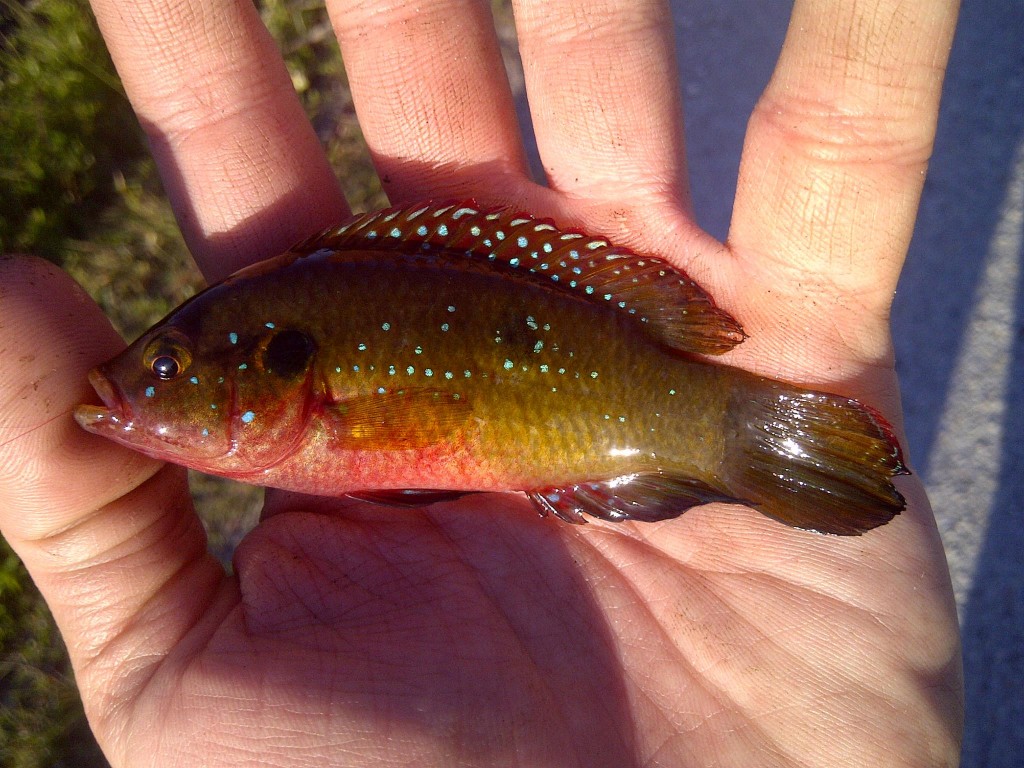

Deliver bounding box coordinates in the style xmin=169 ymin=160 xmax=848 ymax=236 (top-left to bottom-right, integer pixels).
xmin=75 ymin=203 xmax=907 ymax=535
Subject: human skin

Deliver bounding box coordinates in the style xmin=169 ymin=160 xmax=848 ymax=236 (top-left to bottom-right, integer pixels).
xmin=0 ymin=0 xmax=963 ymax=766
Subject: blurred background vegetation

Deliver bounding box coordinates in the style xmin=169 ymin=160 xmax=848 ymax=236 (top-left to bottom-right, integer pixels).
xmin=0 ymin=0 xmax=443 ymax=763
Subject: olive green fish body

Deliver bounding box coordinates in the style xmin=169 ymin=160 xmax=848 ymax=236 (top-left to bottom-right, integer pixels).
xmin=76 ymin=203 xmax=908 ymax=534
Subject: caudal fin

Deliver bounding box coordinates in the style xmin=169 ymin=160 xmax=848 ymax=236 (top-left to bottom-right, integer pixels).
xmin=721 ymin=383 xmax=909 ymax=535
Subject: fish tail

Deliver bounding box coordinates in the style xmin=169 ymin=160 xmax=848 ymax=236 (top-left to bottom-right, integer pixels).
xmin=720 ymin=380 xmax=909 ymax=535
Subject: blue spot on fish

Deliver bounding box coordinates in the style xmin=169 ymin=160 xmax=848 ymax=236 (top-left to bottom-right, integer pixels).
xmin=189 ymin=376 xmax=199 ymax=385
xmin=241 ymin=410 xmax=255 ymax=424
xmin=145 ymin=386 xmax=155 ymax=398
xmin=382 ymin=322 xmax=391 ymax=331
xmin=265 ymin=322 xmax=275 ymax=329
xmin=517 ymin=236 xmax=528 ymax=248
xmin=238 ymin=363 xmax=247 ymax=370
xmin=229 ymin=332 xmax=238 ymax=345
xmin=438 ymin=224 xmax=449 ymax=237
xmin=503 ymin=359 xmax=514 ymax=370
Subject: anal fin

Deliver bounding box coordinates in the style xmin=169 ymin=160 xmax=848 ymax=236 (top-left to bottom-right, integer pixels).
xmin=528 ymin=472 xmax=744 ymax=525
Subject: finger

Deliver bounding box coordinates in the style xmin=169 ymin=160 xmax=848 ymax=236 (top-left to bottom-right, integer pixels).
xmin=325 ymin=0 xmax=532 ymax=203
xmin=728 ymin=0 xmax=959 ymax=367
xmin=511 ymin=0 xmax=690 ymax=217
xmin=89 ymin=0 xmax=347 ymax=281
xmin=0 ymin=258 xmax=225 ymax=740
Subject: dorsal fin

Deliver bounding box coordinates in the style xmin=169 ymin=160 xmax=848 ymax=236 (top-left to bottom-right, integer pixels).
xmin=296 ymin=202 xmax=745 ymax=355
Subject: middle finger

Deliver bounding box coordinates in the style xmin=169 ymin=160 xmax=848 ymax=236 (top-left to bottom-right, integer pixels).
xmin=512 ymin=0 xmax=689 ymax=213
xmin=326 ymin=0 xmax=532 ymax=203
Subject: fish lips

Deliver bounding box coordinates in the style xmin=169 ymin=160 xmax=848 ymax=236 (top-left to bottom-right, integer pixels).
xmin=76 ymin=367 xmax=234 ymax=466
xmin=75 ymin=367 xmax=132 ymax=435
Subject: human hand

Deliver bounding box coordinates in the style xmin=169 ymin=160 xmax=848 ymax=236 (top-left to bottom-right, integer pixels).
xmin=0 ymin=0 xmax=963 ymax=766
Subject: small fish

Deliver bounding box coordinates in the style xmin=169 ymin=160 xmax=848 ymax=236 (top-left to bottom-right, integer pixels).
xmin=75 ymin=203 xmax=908 ymax=535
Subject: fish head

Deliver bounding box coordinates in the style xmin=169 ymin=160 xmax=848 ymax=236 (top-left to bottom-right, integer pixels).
xmin=76 ymin=322 xmax=234 ymax=467
xmin=75 ymin=310 xmax=320 ymax=476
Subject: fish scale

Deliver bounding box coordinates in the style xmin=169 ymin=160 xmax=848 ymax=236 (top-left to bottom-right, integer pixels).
xmin=76 ymin=202 xmax=908 ymax=535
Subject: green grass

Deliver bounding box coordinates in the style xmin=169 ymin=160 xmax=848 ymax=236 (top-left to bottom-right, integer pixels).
xmin=0 ymin=0 xmax=142 ymax=260
xmin=0 ymin=1 xmax=386 ymax=764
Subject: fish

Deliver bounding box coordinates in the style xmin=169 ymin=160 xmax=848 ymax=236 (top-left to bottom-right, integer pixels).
xmin=74 ymin=202 xmax=908 ymax=535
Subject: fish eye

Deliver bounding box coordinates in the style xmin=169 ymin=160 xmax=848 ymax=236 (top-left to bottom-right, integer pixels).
xmin=151 ymin=355 xmax=181 ymax=380
xmin=143 ymin=329 xmax=193 ymax=381
xmin=260 ymin=329 xmax=315 ymax=378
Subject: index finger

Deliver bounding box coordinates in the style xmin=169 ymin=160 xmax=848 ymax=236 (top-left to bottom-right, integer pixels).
xmin=88 ymin=0 xmax=348 ymax=281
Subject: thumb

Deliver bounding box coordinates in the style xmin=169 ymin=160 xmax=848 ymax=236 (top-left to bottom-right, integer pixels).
xmin=0 ymin=256 xmax=225 ymax=737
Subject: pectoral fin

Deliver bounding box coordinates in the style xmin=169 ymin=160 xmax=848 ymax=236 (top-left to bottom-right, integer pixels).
xmin=528 ymin=472 xmax=745 ymax=524
xmin=323 ymin=388 xmax=472 ymax=450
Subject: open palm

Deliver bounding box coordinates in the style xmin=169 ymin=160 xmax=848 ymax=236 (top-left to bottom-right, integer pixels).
xmin=0 ymin=1 xmax=963 ymax=766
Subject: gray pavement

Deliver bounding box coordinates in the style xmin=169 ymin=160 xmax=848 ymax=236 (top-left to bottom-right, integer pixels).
xmin=896 ymin=2 xmax=1024 ymax=764
xmin=622 ymin=2 xmax=1021 ymax=765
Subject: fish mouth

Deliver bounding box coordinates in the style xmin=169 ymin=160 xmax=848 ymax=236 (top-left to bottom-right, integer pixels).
xmin=74 ymin=368 xmax=131 ymax=433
